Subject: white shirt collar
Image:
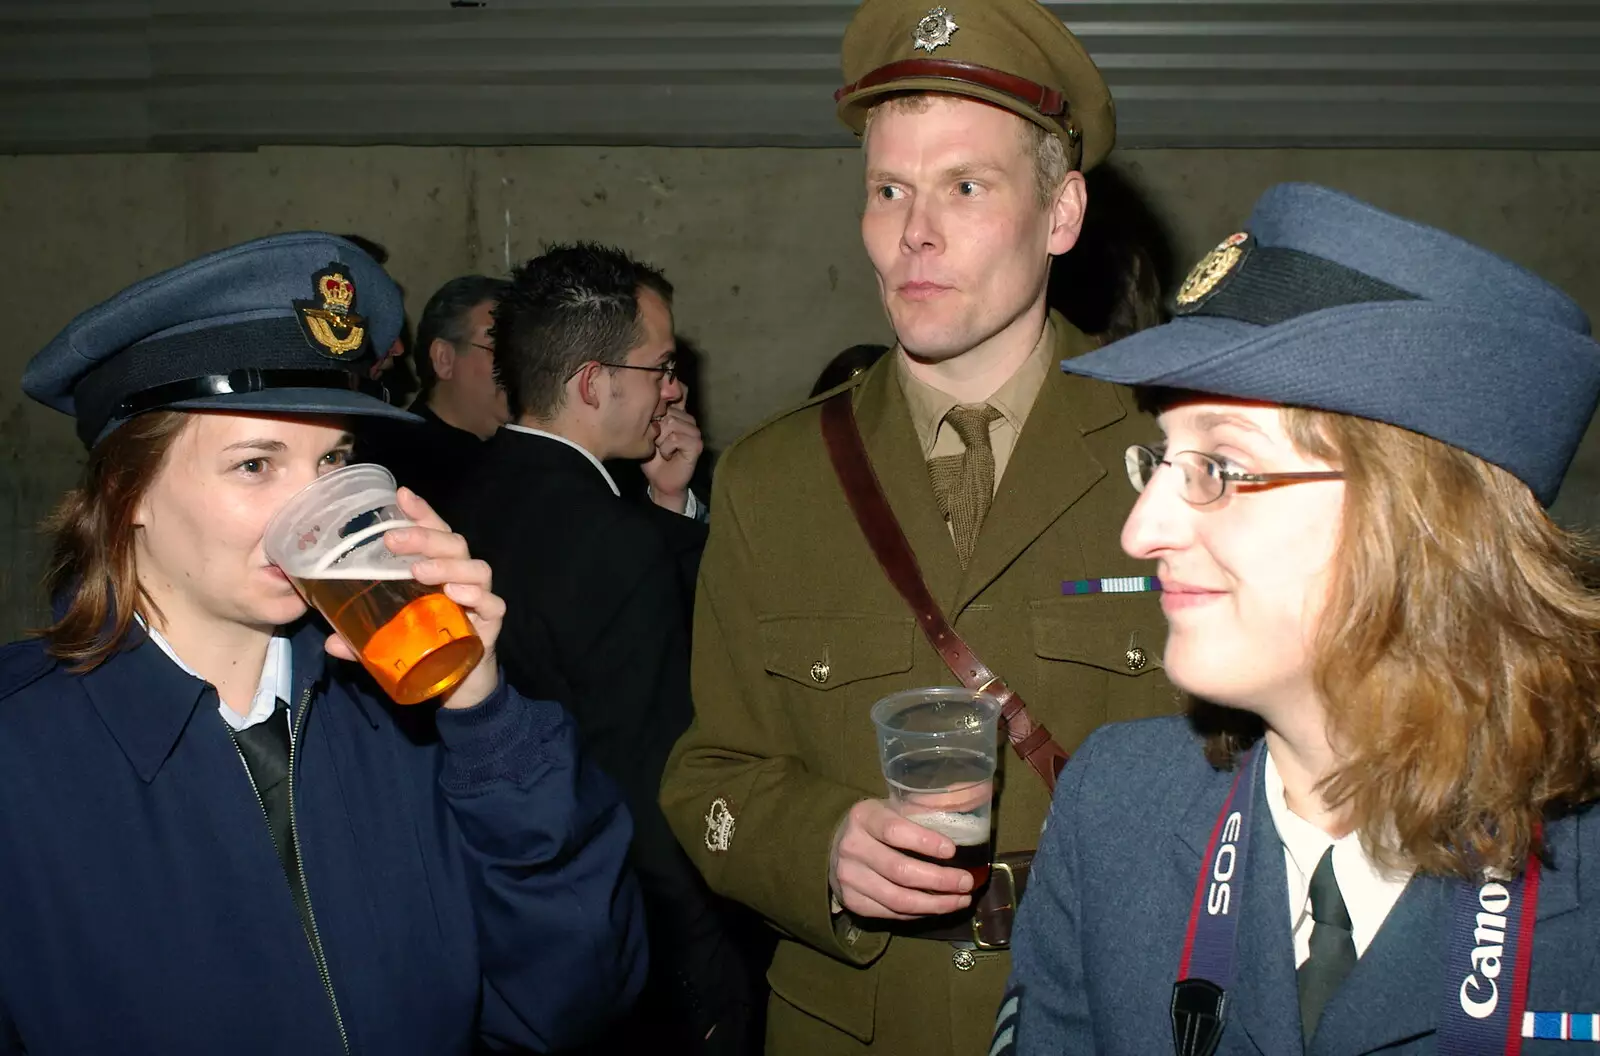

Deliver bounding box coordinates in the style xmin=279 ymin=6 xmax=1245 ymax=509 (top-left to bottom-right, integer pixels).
xmin=141 ymin=622 xmax=293 ymax=732
xmin=502 ymin=424 xmax=621 ymax=497
xmin=1263 ymin=748 xmax=1412 ymax=961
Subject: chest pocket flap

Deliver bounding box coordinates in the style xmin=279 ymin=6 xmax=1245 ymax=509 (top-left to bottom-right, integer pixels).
xmin=760 ymin=613 xmax=914 ymax=691
xmin=1029 ymin=594 xmax=1167 ymax=676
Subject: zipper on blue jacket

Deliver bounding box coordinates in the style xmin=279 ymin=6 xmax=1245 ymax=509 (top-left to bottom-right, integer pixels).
xmin=288 ymin=686 xmax=351 ymax=1055
xmin=229 ymin=686 xmax=350 ymax=1054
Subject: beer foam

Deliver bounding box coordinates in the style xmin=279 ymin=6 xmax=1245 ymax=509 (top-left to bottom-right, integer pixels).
xmin=271 ymin=517 xmax=420 ymax=580
xmin=305 ymin=519 xmax=414 ymax=575
xmin=906 ymin=810 xmax=989 ymax=847
xmin=293 ymin=567 xmax=414 ymax=581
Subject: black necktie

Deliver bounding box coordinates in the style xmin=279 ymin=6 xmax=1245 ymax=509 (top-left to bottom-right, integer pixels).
xmin=231 ymin=700 xmax=314 ymax=942
xmin=1297 ymin=846 xmax=1357 ymax=1044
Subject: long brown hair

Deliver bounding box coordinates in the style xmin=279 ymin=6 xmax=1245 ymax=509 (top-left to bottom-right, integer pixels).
xmin=37 ymin=411 xmax=191 ymax=670
xmin=1206 ymin=408 xmax=1600 ymax=878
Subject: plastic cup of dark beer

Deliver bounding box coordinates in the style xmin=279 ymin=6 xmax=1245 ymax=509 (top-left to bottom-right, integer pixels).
xmin=262 ymin=464 xmax=484 ymax=705
xmin=870 ymin=687 xmax=1001 ymax=888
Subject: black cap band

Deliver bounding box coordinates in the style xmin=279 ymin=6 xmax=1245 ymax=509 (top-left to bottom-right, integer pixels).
xmin=115 ymin=369 xmax=389 ymax=418
xmin=1176 ymin=239 xmax=1420 ymax=328
xmin=72 ymin=315 xmax=381 ymax=445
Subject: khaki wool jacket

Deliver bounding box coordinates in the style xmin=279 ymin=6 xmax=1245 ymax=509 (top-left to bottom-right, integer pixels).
xmin=660 ymin=313 xmax=1180 ymax=1055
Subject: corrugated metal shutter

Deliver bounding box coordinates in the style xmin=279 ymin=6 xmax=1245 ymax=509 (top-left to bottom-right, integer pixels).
xmin=3 ymin=1 xmax=1597 ymax=152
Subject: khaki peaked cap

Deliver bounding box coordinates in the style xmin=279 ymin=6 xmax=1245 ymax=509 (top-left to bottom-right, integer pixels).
xmin=836 ymin=0 xmax=1116 ymax=170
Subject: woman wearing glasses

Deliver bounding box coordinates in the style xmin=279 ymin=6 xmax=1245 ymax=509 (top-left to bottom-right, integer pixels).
xmin=994 ymin=184 xmax=1600 ymax=1056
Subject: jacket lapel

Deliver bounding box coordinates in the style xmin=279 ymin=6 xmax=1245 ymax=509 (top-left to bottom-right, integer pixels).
xmin=1534 ymin=809 xmax=1582 ymax=925
xmin=1532 ymin=808 xmax=1597 ymax=993
xmin=1310 ymin=874 xmax=1448 ymax=1056
xmin=1311 ymin=812 xmax=1584 ymax=1055
xmin=956 ymin=316 xmax=1125 ymax=612
xmin=1229 ymin=760 xmax=1307 ymax=1056
xmin=850 ymin=355 xmax=965 ymax=615
xmin=82 ymin=628 xmax=211 ymax=783
xmin=1170 ymin=753 xmax=1591 ymax=1056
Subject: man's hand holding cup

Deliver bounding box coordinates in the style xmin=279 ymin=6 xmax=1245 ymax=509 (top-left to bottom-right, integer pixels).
xmin=829 ymin=799 xmax=974 ymax=920
xmin=830 ymin=687 xmax=1002 ymax=920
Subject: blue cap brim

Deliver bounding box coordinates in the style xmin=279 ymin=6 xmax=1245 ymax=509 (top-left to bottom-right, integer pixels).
xmin=1062 ymin=302 xmax=1600 ymax=507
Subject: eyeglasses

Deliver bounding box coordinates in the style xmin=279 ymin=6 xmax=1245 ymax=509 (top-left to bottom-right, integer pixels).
xmin=607 ymin=361 xmax=679 ymax=384
xmin=468 ymin=342 xmax=494 ymax=354
xmin=1125 ymin=444 xmax=1343 ymax=506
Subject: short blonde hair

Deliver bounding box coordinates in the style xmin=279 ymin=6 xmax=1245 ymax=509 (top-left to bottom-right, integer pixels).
xmin=863 ymin=94 xmax=1071 ymax=208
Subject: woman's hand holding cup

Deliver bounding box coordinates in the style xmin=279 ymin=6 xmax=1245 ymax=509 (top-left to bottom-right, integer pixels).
xmin=322 ymin=486 xmax=505 ymax=710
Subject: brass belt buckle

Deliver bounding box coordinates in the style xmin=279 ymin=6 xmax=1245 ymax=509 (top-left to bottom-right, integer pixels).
xmin=971 ymin=859 xmax=1017 ymax=950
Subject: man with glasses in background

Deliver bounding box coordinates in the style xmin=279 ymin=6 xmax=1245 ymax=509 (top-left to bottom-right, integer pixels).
xmin=450 ymin=242 xmax=755 ymax=1054
xmin=356 ymin=274 xmax=510 ymax=516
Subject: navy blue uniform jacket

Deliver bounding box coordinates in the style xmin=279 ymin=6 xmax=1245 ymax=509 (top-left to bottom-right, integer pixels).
xmin=1001 ymin=716 xmax=1600 ymax=1055
xmin=0 ymin=622 xmax=647 ymax=1054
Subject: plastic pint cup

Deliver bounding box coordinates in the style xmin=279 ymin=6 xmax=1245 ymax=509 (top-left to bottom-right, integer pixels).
xmin=262 ymin=464 xmax=484 ymax=705
xmin=870 ymin=687 xmax=1001 ymax=887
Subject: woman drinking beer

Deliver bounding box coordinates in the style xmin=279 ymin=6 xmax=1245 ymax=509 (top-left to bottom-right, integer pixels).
xmin=996 ymin=184 xmax=1600 ymax=1055
xmin=0 ymin=233 xmax=646 ymax=1055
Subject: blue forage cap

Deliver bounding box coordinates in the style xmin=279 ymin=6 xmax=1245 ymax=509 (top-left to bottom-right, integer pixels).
xmin=1060 ymin=183 xmax=1600 ymax=506
xmin=24 ymin=231 xmax=419 ymax=447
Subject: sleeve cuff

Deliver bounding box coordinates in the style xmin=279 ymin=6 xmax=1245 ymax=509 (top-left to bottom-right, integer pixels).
xmin=646 ymin=485 xmax=702 ymax=520
xmin=434 ymin=677 xmax=567 ymax=793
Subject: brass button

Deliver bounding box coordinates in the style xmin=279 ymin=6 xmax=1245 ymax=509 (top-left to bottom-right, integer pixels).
xmin=810 ymin=660 xmax=830 ymax=684
xmin=1125 ymin=646 xmax=1148 ymax=672
xmin=951 ymin=948 xmax=977 ymax=972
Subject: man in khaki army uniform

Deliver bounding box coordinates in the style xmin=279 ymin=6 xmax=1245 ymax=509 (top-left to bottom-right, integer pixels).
xmin=660 ymin=0 xmax=1178 ymax=1051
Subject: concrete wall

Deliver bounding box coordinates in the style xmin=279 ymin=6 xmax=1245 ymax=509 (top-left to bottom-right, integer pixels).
xmin=3 ymin=146 xmax=1599 ymax=639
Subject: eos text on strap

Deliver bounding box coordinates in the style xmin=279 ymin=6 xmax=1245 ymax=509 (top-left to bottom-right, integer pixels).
xmin=1171 ymin=747 xmax=1262 ymax=1056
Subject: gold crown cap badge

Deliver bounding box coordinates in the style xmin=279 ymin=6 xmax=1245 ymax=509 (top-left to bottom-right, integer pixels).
xmin=1175 ymin=233 xmax=1252 ymax=310
xmin=295 ymin=263 xmax=368 ymax=359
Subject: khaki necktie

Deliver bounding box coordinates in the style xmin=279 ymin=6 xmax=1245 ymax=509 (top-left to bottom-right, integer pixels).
xmin=928 ymin=404 xmax=1003 ymax=569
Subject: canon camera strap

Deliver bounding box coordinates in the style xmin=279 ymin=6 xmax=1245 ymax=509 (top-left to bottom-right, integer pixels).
xmin=1171 ymin=745 xmax=1541 ymax=1056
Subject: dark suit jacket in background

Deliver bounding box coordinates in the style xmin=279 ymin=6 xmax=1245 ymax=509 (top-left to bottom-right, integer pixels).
xmin=451 ymin=428 xmax=754 ymax=1053
xmin=1002 ymin=715 xmax=1600 ymax=1055
xmin=355 ymin=404 xmax=486 ymax=518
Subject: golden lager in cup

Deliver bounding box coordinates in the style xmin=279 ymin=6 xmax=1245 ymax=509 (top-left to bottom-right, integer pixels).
xmin=265 ymin=464 xmax=484 ymax=705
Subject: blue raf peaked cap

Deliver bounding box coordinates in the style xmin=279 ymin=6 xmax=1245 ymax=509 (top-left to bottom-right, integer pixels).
xmin=1060 ymin=183 xmax=1600 ymax=506
xmin=24 ymin=231 xmax=419 ymax=447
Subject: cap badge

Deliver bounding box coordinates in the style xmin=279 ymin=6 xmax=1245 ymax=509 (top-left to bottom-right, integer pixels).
xmin=912 ymin=6 xmax=959 ymax=53
xmin=1175 ymin=232 xmax=1252 ymax=311
xmin=295 ymin=263 xmax=368 ymax=359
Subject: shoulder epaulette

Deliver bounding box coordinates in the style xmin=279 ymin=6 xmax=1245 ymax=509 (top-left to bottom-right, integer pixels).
xmin=722 ymin=365 xmax=873 ymax=457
